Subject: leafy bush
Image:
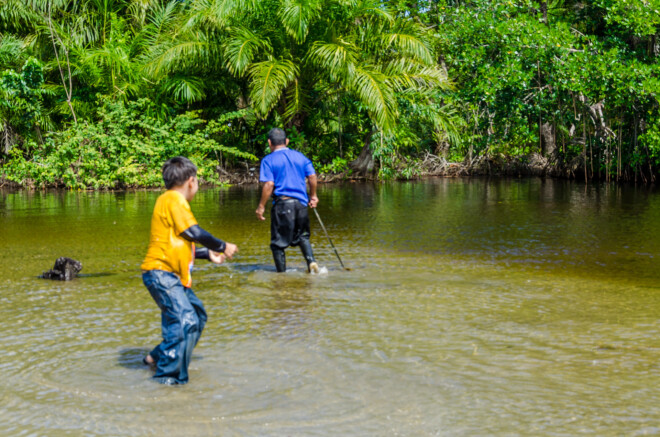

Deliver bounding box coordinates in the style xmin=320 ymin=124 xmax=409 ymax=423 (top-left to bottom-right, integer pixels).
xmin=319 ymin=156 xmax=350 ymax=175
xmin=0 ymin=58 xmax=49 ymax=152
xmin=1 ymin=99 xmax=257 ymax=189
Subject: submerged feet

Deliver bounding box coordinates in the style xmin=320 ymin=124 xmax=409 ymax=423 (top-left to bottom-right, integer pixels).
xmin=142 ymin=354 xmax=155 ymax=367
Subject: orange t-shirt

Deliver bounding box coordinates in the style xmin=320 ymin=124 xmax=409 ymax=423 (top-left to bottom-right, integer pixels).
xmin=141 ymin=190 xmax=198 ymax=288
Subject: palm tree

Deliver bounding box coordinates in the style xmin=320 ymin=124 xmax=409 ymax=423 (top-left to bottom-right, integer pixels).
xmin=1 ymin=0 xmax=458 ymax=177
xmin=219 ymin=0 xmax=449 ymax=127
xmin=4 ymin=0 xmax=225 ymax=119
xmin=213 ymin=0 xmax=455 ymax=172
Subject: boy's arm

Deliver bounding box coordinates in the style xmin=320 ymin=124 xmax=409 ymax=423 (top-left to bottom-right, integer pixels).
xmin=195 ymin=247 xmax=211 ymax=260
xmin=195 ymin=247 xmax=226 ymax=264
xmin=181 ymin=225 xmax=226 ymax=253
xmin=181 ymin=225 xmax=238 ymax=260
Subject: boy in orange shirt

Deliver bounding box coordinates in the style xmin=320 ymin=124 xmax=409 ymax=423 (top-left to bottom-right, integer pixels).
xmin=141 ymin=156 xmax=238 ymax=385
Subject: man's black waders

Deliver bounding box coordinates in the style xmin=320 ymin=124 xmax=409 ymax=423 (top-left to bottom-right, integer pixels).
xmin=270 ymin=197 xmax=315 ymax=272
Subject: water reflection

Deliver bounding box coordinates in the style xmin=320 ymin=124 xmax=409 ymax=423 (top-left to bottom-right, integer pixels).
xmin=261 ymin=275 xmax=315 ymax=341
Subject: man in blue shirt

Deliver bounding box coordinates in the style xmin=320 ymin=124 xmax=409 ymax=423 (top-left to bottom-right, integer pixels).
xmin=255 ymin=128 xmax=319 ymax=273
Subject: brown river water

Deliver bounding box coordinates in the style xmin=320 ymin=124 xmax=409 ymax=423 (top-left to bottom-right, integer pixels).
xmin=0 ymin=178 xmax=658 ymax=436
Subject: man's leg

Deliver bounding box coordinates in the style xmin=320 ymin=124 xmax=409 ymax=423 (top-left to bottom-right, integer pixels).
xmin=299 ymin=239 xmax=316 ymax=267
xmin=270 ymin=199 xmax=296 ymax=272
xmin=142 ymin=270 xmax=200 ymax=385
xmin=272 ymin=248 xmax=286 ymax=272
xmin=293 ymin=203 xmax=318 ymax=273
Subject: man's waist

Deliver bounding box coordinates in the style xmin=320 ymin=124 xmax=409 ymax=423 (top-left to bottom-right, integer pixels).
xmin=273 ymin=195 xmax=306 ymax=204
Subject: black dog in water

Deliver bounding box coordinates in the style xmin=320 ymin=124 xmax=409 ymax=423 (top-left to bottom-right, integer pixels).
xmin=41 ymin=257 xmax=82 ymax=280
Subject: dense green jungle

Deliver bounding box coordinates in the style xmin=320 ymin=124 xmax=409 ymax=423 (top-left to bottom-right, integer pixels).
xmin=1 ymin=0 xmax=659 ymax=189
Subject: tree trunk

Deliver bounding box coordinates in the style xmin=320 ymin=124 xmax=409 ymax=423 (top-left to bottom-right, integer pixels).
xmin=540 ymin=2 xmax=548 ymax=25
xmin=349 ymin=129 xmax=376 ymax=177
xmin=2 ymin=122 xmax=15 ymax=154
xmin=540 ymin=122 xmax=556 ymax=157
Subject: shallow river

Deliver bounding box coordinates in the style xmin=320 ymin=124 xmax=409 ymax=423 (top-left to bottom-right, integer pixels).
xmin=0 ymin=178 xmax=658 ymax=436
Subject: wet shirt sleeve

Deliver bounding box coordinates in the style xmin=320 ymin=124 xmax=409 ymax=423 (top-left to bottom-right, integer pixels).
xmin=260 ymin=158 xmax=273 ymax=182
xmin=303 ymin=157 xmax=315 ymax=177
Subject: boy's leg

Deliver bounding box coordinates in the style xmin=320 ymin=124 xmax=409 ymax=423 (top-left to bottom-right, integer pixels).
xmin=184 ymin=287 xmax=207 ymax=349
xmin=142 ymin=270 xmax=201 ymax=385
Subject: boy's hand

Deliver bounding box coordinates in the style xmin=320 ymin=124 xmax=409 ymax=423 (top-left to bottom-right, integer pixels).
xmin=223 ymin=242 xmax=238 ymax=259
xmin=209 ymin=251 xmax=226 ymax=264
xmin=308 ymin=195 xmax=319 ymax=208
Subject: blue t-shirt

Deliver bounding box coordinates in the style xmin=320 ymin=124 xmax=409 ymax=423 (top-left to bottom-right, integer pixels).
xmin=259 ymin=148 xmax=315 ymax=205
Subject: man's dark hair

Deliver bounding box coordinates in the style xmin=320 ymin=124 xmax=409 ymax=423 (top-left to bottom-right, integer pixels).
xmin=268 ymin=128 xmax=287 ymax=147
xmin=162 ymin=156 xmax=197 ymax=189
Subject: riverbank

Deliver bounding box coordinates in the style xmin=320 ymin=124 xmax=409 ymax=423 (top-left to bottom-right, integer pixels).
xmin=1 ymin=151 xmax=655 ymax=189
xmin=325 ymin=152 xmax=652 ymax=184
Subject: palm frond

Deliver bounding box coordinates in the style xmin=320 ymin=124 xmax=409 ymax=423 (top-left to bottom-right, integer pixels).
xmin=0 ymin=35 xmax=26 ymax=69
xmin=211 ymin=0 xmax=261 ymax=20
xmin=145 ymin=0 xmax=180 ymax=39
xmin=182 ymin=0 xmax=260 ymax=31
xmin=163 ymin=76 xmax=206 ymax=103
xmin=144 ymin=39 xmax=216 ymax=77
xmin=307 ymin=39 xmax=358 ymax=80
xmin=21 ymin=0 xmax=65 ymax=13
xmin=381 ymin=30 xmax=433 ymax=64
xmin=180 ymin=0 xmax=225 ymax=31
xmin=131 ymin=1 xmax=180 ymax=62
xmin=349 ymin=64 xmax=397 ymax=130
xmin=386 ymin=61 xmax=452 ymax=91
xmin=248 ymin=57 xmax=298 ymax=117
xmin=127 ymin=0 xmax=162 ymax=26
xmin=431 ymin=106 xmax=463 ymax=146
xmin=0 ymin=0 xmax=46 ymax=27
xmin=277 ymin=0 xmax=321 ymax=44
xmin=350 ymin=0 xmax=393 ymax=24
xmin=83 ymin=45 xmax=133 ymax=80
xmin=224 ymin=28 xmax=271 ymax=76
xmin=283 ymin=78 xmax=309 ymax=122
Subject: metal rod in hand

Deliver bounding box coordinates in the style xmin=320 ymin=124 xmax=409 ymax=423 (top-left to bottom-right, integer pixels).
xmin=312 ymin=208 xmax=348 ymax=270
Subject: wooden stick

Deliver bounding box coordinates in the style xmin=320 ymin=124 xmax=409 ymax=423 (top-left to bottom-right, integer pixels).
xmin=312 ymin=208 xmax=349 ymax=270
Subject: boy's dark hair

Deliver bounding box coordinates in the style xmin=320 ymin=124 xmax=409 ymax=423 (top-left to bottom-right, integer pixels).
xmin=162 ymin=156 xmax=197 ymax=189
xmin=268 ymin=128 xmax=287 ymax=147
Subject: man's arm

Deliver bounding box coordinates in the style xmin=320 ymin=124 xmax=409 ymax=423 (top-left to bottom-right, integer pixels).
xmin=307 ymin=174 xmax=318 ymax=208
xmin=256 ymin=180 xmax=274 ymax=221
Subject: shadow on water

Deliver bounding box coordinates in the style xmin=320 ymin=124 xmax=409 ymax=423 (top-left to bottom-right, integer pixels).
xmin=230 ymin=263 xmax=343 ymax=274
xmin=34 ymin=272 xmax=116 ymax=280
xmin=118 ymin=348 xmax=152 ymax=370
xmin=118 ymin=349 xmax=205 ymax=371
xmin=77 ymin=272 xmax=116 ymax=278
xmin=230 ymin=263 xmax=278 ymax=273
